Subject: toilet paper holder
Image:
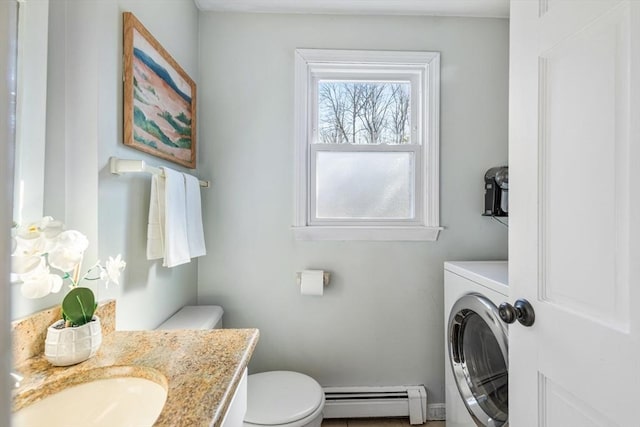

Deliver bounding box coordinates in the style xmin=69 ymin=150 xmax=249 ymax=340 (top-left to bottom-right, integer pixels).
xmin=296 ymin=271 xmax=331 ymax=287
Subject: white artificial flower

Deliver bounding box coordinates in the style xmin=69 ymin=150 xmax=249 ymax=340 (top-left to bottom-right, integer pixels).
xmin=16 ymin=216 xmax=63 ymax=241
xmin=48 ymin=230 xmax=89 ymax=272
xmin=48 ymin=248 xmax=83 ymax=273
xmin=38 ymin=217 xmax=65 ymax=239
xmin=13 ymin=235 xmax=48 ymax=258
xmin=19 ymin=261 xmax=63 ymax=299
xmin=19 ymin=256 xmax=47 ymax=276
xmin=15 ymin=221 xmax=43 ymax=241
xmin=12 ymin=232 xmax=49 ymax=275
xmin=55 ymin=229 xmax=89 ymax=252
xmin=11 ymin=216 xmax=127 ymax=300
xmin=101 ymin=254 xmax=126 ymax=288
xmin=13 ymin=217 xmax=63 ymax=257
xmin=11 ymin=254 xmax=42 ymax=275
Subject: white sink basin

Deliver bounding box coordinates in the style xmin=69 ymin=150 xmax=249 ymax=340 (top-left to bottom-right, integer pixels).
xmin=13 ymin=375 xmax=168 ymax=427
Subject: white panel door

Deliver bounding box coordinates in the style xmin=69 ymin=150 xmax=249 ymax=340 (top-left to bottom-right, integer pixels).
xmin=509 ymin=0 xmax=640 ymax=425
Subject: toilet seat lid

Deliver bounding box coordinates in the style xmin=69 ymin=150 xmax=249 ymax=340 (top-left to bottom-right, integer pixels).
xmin=245 ymin=371 xmax=324 ymax=425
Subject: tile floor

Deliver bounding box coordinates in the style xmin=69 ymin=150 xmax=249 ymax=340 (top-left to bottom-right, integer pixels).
xmin=322 ymin=419 xmax=445 ymax=427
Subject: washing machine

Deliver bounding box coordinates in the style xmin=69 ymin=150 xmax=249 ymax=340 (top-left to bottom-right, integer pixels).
xmin=444 ymin=261 xmax=509 ymax=427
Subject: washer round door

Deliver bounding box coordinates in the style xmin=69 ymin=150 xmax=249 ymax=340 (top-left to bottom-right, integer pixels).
xmin=448 ymin=293 xmax=509 ymax=427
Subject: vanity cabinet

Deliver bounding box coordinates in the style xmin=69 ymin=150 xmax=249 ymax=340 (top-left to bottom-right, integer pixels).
xmin=221 ymin=369 xmax=248 ymax=427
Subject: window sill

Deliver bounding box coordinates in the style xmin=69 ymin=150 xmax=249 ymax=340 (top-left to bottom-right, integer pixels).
xmin=291 ymin=226 xmax=443 ymax=241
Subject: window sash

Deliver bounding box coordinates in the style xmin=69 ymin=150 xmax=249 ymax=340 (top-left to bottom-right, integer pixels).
xmin=310 ymin=71 xmax=422 ymax=146
xmin=308 ymin=144 xmax=423 ymax=226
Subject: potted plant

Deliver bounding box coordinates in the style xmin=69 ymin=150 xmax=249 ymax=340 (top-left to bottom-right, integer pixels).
xmin=11 ymin=217 xmax=126 ymax=366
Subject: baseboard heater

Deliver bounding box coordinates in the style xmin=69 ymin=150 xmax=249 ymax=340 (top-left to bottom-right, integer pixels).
xmin=322 ymin=385 xmax=430 ymax=425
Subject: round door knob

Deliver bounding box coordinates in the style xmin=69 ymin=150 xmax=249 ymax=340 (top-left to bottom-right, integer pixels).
xmin=514 ymin=299 xmax=535 ymax=327
xmin=499 ymin=299 xmax=536 ymax=327
xmin=499 ymin=302 xmax=516 ymax=324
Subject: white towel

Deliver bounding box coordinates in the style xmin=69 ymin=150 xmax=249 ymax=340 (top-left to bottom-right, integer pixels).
xmin=161 ymin=167 xmax=190 ymax=267
xmin=146 ymin=168 xmax=206 ymax=268
xmin=183 ymin=173 xmax=206 ymax=258
xmin=146 ymin=174 xmax=164 ymax=260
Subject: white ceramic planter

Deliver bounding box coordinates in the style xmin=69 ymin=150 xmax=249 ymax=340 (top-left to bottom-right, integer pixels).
xmin=44 ymin=316 xmax=102 ymax=366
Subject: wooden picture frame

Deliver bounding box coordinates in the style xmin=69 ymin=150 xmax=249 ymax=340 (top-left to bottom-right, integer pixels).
xmin=123 ymin=12 xmax=197 ymax=168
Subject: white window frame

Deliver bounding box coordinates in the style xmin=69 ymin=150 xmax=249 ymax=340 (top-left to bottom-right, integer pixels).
xmin=293 ymin=49 xmax=441 ymax=241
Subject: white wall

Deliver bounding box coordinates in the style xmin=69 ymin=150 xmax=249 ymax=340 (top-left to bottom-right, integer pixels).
xmin=0 ymin=1 xmax=18 ymax=423
xmin=97 ymin=0 xmax=201 ymax=330
xmin=197 ymin=13 xmax=509 ymax=403
xmin=14 ymin=0 xmax=200 ymax=329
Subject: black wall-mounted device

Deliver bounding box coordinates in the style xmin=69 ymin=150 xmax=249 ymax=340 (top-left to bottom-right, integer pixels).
xmin=483 ymin=166 xmax=508 ymax=217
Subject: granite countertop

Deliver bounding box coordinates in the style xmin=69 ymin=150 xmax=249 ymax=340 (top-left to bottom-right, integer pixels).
xmin=13 ymin=328 xmax=260 ymax=426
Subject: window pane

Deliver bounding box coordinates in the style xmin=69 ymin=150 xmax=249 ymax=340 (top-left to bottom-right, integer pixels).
xmin=315 ymin=151 xmax=414 ymax=219
xmin=317 ymin=81 xmax=411 ymax=145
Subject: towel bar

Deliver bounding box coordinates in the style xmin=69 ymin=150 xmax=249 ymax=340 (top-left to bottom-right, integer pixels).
xmin=109 ymin=157 xmax=210 ymax=188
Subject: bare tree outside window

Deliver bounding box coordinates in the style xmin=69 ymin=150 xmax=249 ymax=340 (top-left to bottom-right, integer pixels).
xmin=389 ymin=84 xmax=411 ymax=144
xmin=317 ymin=81 xmax=411 ymax=145
xmin=318 ymin=83 xmax=349 ymax=144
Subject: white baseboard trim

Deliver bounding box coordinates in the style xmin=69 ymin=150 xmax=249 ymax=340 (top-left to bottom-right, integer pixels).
xmin=323 ymin=385 xmax=431 ymax=425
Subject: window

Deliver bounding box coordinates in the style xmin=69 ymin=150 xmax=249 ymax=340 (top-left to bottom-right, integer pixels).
xmin=293 ymin=49 xmax=441 ymax=241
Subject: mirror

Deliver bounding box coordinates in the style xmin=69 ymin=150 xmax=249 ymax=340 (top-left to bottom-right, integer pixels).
xmin=13 ymin=0 xmax=48 ymax=225
xmin=12 ymin=0 xmax=51 ymax=319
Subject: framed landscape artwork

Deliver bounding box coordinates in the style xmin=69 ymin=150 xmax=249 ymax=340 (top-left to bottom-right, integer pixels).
xmin=123 ymin=12 xmax=196 ymax=168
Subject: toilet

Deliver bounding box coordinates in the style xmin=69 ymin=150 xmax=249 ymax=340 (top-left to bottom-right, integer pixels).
xmin=157 ymin=305 xmax=325 ymax=427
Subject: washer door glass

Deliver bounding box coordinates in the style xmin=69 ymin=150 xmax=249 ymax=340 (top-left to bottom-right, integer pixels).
xmin=449 ymin=294 xmax=508 ymax=426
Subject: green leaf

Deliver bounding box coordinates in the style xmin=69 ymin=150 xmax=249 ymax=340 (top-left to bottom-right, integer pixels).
xmin=61 ymin=287 xmax=96 ymax=327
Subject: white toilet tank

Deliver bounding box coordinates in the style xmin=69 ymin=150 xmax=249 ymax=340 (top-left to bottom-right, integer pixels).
xmin=156 ymin=305 xmax=224 ymax=330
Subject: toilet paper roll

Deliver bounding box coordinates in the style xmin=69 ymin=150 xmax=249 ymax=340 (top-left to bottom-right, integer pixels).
xmin=300 ymin=270 xmax=324 ymax=296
